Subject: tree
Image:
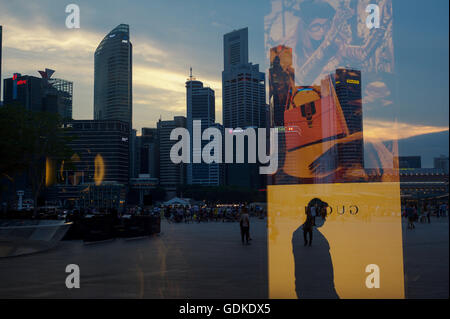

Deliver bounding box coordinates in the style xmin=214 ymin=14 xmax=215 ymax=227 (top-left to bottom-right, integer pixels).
xmin=0 ymin=104 xmax=35 ymax=206
xmin=0 ymin=104 xmax=74 ymax=214
xmin=27 ymin=111 xmax=74 ymax=216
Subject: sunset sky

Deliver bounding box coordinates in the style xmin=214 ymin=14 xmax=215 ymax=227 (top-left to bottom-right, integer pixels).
xmin=0 ymin=0 xmax=448 ymax=166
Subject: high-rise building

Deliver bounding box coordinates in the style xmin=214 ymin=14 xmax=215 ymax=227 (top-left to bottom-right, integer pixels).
xmin=333 ymin=68 xmax=364 ymax=169
xmin=222 ymin=28 xmax=266 ymax=189
xmin=61 ymin=120 xmax=130 ymax=185
xmin=222 ymin=27 xmax=266 ymax=129
xmin=398 ymin=156 xmax=422 ymax=169
xmin=49 ymin=119 xmax=130 ymax=208
xmin=130 ymin=128 xmax=138 ymax=178
xmin=223 ymin=27 xmax=248 ymax=70
xmin=434 ymin=155 xmax=449 ymax=174
xmin=158 ymin=116 xmax=186 ymax=195
xmin=186 ymin=71 xmax=221 ymax=185
xmin=3 ymin=69 xmax=73 ymax=119
xmin=47 ymin=78 xmax=73 ymax=120
xmin=94 ymin=24 xmax=132 ymax=127
xmin=139 ymin=127 xmax=159 ymax=179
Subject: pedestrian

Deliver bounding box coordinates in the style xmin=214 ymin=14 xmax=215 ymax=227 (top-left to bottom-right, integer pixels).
xmin=406 ymin=204 xmax=415 ymax=229
xmin=240 ymin=207 xmax=250 ymax=245
xmin=439 ymin=202 xmax=447 ymax=217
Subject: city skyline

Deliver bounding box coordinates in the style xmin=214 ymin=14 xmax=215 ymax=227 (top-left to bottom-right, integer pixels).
xmin=0 ymin=0 xmax=448 ymax=168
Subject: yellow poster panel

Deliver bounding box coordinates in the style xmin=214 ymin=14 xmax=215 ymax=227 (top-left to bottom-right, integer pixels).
xmin=268 ymin=182 xmax=404 ymax=299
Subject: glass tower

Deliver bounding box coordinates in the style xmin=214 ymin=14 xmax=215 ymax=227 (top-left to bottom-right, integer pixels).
xmin=94 ymin=24 xmax=132 ymax=128
xmin=222 ymin=28 xmax=266 ymax=129
xmin=186 ymin=74 xmax=220 ymax=185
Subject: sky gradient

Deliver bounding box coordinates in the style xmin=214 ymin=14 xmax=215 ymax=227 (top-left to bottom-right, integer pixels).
xmin=0 ymin=0 xmax=448 ymax=166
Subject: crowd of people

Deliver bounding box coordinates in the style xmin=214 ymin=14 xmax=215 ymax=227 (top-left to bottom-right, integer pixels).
xmin=402 ymin=201 xmax=448 ymax=230
xmin=160 ymin=204 xmax=266 ymax=224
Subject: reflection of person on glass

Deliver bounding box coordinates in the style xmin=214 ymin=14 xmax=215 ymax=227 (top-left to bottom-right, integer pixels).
xmin=292 ymin=198 xmax=339 ymax=299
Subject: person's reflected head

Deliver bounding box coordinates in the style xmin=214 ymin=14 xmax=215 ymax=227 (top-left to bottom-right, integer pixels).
xmin=306 ymin=198 xmax=329 ymax=227
xmin=297 ymin=0 xmax=335 ymax=42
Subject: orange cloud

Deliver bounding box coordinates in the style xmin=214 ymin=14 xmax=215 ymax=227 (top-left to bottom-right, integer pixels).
xmin=364 ymin=119 xmax=448 ymax=141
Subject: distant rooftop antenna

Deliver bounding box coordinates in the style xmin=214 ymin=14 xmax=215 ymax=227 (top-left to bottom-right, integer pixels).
xmin=189 ymin=67 xmax=193 ymax=80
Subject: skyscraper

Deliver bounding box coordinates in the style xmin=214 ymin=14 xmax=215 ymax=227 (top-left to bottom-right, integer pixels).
xmin=94 ymin=24 xmax=132 ymax=127
xmin=222 ymin=28 xmax=266 ymax=189
xmin=333 ymin=68 xmax=364 ymax=169
xmin=3 ymin=69 xmax=73 ymax=119
xmin=223 ymin=27 xmax=248 ymax=70
xmin=139 ymin=128 xmax=159 ymax=178
xmin=222 ymin=28 xmax=266 ymax=129
xmin=186 ymin=70 xmax=221 ymax=185
xmin=39 ymin=68 xmax=73 ymax=119
xmin=158 ymin=116 xmax=186 ymax=196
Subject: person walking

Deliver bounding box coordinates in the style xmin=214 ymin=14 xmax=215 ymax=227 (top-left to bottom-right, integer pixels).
xmin=240 ymin=207 xmax=250 ymax=245
xmin=406 ymin=204 xmax=415 ymax=229
xmin=425 ymin=204 xmax=431 ymax=224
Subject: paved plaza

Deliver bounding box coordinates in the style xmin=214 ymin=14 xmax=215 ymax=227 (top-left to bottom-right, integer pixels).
xmin=0 ymin=217 xmax=447 ymax=298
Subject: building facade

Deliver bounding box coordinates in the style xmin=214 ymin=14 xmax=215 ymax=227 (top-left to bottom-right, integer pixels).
xmin=222 ymin=28 xmax=266 ymax=129
xmin=398 ymin=156 xmax=422 ymax=169
xmin=222 ymin=28 xmax=266 ymax=189
xmin=138 ymin=127 xmax=159 ymax=179
xmin=158 ymin=116 xmax=186 ymax=195
xmin=49 ymin=120 xmax=130 ymax=208
xmin=333 ymin=68 xmax=364 ymax=169
xmin=94 ymin=24 xmax=132 ymax=128
xmin=434 ymin=155 xmax=449 ymax=174
xmin=62 ymin=120 xmax=130 ymax=185
xmin=186 ymin=73 xmax=221 ymax=185
xmin=3 ymin=69 xmax=73 ymax=119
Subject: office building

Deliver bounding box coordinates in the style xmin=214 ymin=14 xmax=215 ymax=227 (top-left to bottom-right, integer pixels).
xmin=222 ymin=27 xmax=266 ymax=129
xmin=139 ymin=127 xmax=159 ymax=179
xmin=398 ymin=156 xmax=422 ymax=169
xmin=130 ymin=129 xmax=141 ymax=179
xmin=186 ymin=71 xmax=221 ymax=185
xmin=47 ymin=77 xmax=73 ymax=119
xmin=3 ymin=69 xmax=73 ymax=119
xmin=61 ymin=120 xmax=130 ymax=185
xmin=434 ymin=155 xmax=449 ymax=174
xmin=333 ymin=68 xmax=364 ymax=169
xmin=222 ymin=28 xmax=266 ymax=189
xmin=94 ymin=24 xmax=132 ymax=127
xmin=158 ymin=116 xmax=186 ymax=195
xmin=50 ymin=120 xmax=130 ymax=208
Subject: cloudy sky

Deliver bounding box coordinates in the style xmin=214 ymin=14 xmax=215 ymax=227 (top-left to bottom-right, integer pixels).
xmin=0 ymin=0 xmax=448 ymax=165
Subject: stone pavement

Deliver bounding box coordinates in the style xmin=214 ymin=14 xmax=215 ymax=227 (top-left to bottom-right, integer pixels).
xmin=402 ymin=217 xmax=449 ymax=299
xmin=0 ymin=217 xmax=447 ymax=298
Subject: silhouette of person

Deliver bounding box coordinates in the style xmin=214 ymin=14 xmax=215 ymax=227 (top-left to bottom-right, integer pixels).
xmin=292 ymin=198 xmax=339 ymax=299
